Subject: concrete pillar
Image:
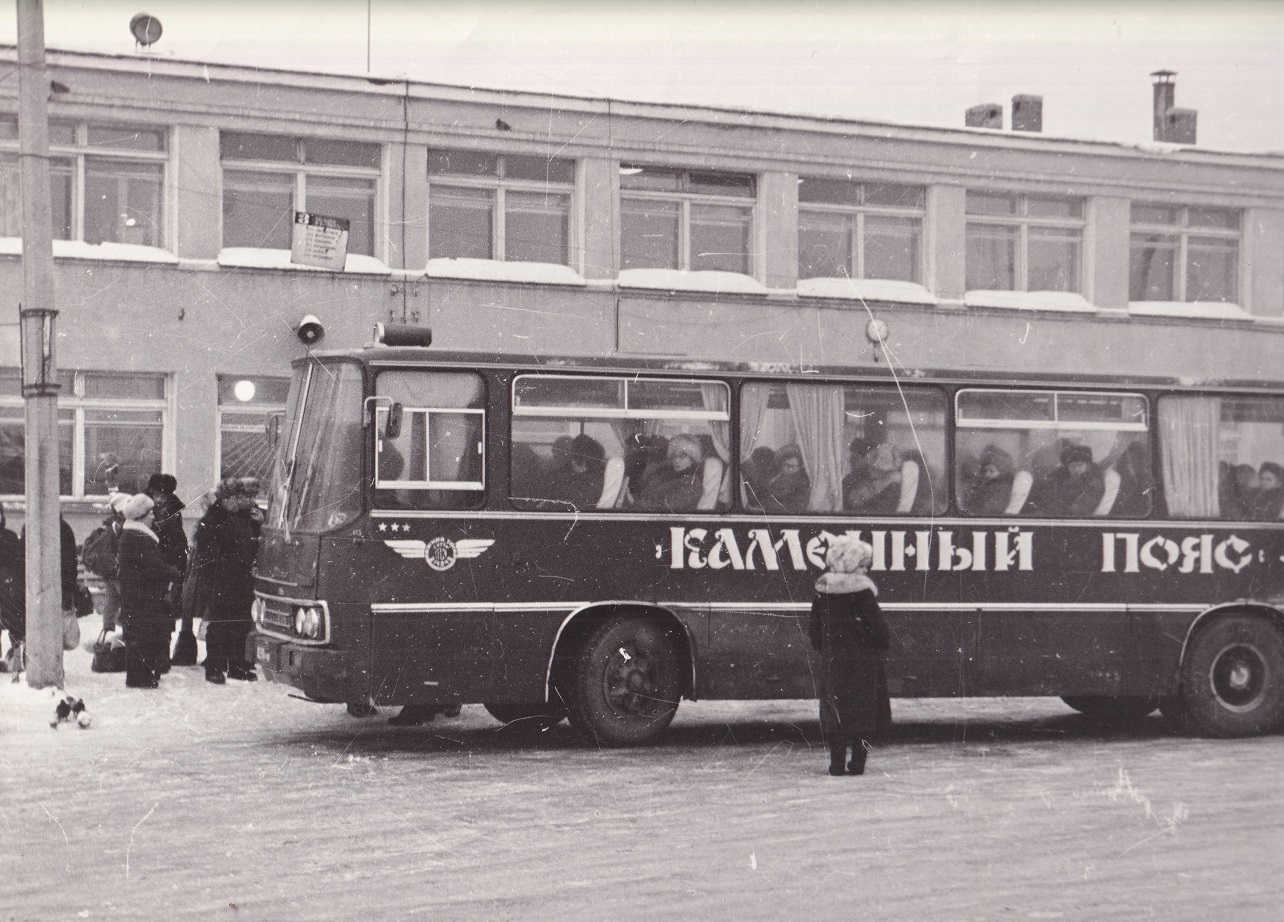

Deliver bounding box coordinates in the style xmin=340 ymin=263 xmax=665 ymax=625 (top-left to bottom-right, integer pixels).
xmin=1243 ymin=208 xmax=1284 ymax=318
xmin=173 ymin=124 xmax=221 ymax=260
xmin=391 ymin=143 xmax=428 ymax=270
xmin=759 ymin=170 xmax=798 ymax=290
xmin=580 ymin=157 xmax=617 ymax=279
xmin=1087 ymin=196 xmax=1131 ymax=310
xmin=926 ymin=184 xmax=966 ymax=301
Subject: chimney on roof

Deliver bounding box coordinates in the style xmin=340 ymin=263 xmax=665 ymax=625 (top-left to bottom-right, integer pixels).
xmin=1152 ymin=70 xmax=1197 ymax=144
xmin=1011 ymin=94 xmax=1043 ymax=132
xmin=966 ymin=103 xmax=1003 ymax=130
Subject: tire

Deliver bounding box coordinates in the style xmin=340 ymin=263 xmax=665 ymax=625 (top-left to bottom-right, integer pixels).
xmin=1179 ymin=615 xmax=1284 ymax=738
xmin=565 ymin=615 xmax=682 ymax=747
xmin=1060 ymin=695 xmax=1159 ymax=723
xmin=483 ymin=702 xmax=566 ymax=730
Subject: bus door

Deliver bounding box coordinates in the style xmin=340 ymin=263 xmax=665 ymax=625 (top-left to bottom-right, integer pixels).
xmin=367 ymin=366 xmax=492 ymax=705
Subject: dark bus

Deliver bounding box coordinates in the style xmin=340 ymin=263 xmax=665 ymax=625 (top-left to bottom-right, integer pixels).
xmin=252 ymin=325 xmax=1284 ymax=744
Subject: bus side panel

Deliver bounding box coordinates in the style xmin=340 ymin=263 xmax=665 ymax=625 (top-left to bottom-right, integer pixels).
xmin=489 ymin=611 xmax=567 ymax=704
xmin=973 ymin=610 xmax=1128 ymax=696
xmin=704 ymin=609 xmax=814 ymax=699
xmin=886 ymin=611 xmax=975 ymax=698
xmin=370 ymin=611 xmax=494 ymax=706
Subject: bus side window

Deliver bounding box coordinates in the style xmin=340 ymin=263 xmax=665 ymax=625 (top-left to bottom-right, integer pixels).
xmin=1161 ymin=395 xmax=1284 ymax=521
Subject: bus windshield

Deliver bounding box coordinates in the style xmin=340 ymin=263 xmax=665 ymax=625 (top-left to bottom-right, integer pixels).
xmin=270 ymin=360 xmax=364 ymax=532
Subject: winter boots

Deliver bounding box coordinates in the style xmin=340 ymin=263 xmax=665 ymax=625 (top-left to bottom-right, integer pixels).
xmin=171 ymin=627 xmax=198 ymax=666
xmin=828 ymin=739 xmax=870 ymax=776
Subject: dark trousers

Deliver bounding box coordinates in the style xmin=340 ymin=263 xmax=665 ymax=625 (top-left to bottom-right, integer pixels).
xmin=204 ymin=617 xmax=252 ymax=674
xmin=124 ymin=624 xmax=171 ymax=688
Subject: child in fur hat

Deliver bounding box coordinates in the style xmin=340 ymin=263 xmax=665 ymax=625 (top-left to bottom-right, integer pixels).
xmin=809 ymin=535 xmax=892 ymax=776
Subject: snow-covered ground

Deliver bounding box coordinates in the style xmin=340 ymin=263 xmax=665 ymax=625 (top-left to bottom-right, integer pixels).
xmin=3 ymin=614 xmax=1281 ymax=921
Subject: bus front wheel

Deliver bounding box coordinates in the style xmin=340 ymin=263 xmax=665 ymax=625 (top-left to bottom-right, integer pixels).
xmin=1060 ymin=696 xmax=1159 ymax=723
xmin=566 ymin=615 xmax=682 ymax=746
xmin=1180 ymin=614 xmax=1284 ymax=737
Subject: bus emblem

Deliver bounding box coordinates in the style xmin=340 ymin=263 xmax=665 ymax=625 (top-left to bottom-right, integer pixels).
xmin=384 ymin=537 xmax=496 ymax=572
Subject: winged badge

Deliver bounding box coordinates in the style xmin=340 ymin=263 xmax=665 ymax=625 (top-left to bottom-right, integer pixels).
xmin=384 ymin=537 xmax=495 ymax=572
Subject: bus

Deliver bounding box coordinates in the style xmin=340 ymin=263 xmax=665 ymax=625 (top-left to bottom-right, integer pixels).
xmin=251 ymin=324 xmax=1284 ymax=744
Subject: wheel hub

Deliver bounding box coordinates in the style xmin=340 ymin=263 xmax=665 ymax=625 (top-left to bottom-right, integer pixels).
xmin=1210 ymin=644 xmax=1267 ymax=712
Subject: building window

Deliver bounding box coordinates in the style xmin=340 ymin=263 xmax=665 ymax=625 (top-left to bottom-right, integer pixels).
xmin=619 ymin=166 xmax=755 ymax=275
xmin=0 ymin=369 xmax=169 ymax=498
xmin=966 ymin=193 xmax=1083 ymax=293
xmin=798 ymin=179 xmax=924 ymax=282
xmin=0 ymin=119 xmax=167 ymax=246
xmin=427 ymin=150 xmax=574 ymax=265
xmin=217 ymin=375 xmax=290 ymax=483
xmin=221 ymin=133 xmax=379 ymax=256
xmin=1129 ymin=205 xmax=1239 ymax=303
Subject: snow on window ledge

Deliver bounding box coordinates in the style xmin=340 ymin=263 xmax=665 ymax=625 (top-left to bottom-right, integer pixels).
xmin=0 ymin=237 xmax=179 ymax=263
xmin=797 ymin=277 xmax=938 ymax=305
xmin=217 ymin=248 xmax=391 ymax=274
xmin=964 ymin=290 xmax=1097 ymax=313
xmin=617 ymin=268 xmax=768 ymax=295
xmin=1128 ymin=300 xmax=1251 ymax=321
xmin=425 ymin=257 xmax=586 ymax=286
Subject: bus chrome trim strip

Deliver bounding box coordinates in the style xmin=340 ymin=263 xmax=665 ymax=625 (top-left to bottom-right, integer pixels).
xmin=367 ymin=600 xmax=1210 ymax=615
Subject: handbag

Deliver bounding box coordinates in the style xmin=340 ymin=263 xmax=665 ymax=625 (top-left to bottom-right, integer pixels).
xmin=75 ymin=583 xmax=95 ymax=618
xmin=62 ymin=609 xmax=81 ymax=651
xmin=91 ymin=629 xmax=127 ymax=673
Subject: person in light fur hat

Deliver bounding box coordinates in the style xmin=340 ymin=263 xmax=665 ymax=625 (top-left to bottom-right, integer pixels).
xmin=809 ymin=535 xmax=892 ymax=776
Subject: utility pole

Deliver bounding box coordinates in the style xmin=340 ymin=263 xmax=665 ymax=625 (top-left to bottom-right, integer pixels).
xmin=16 ymin=0 xmax=64 ymax=689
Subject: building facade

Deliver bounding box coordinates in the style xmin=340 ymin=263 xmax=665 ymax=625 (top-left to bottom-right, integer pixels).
xmin=0 ymin=47 xmax=1281 ymax=532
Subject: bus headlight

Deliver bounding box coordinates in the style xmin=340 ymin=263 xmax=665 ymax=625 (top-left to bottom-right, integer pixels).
xmin=293 ymin=605 xmax=325 ymax=640
xmin=251 ymin=597 xmax=266 ymax=626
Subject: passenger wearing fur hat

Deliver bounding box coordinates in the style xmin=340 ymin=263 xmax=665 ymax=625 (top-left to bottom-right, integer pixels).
xmin=808 ymin=536 xmax=893 ymax=776
xmin=964 ymin=445 xmax=1017 ymax=515
xmin=117 ymin=493 xmax=182 ymax=688
xmin=1249 ymin=461 xmax=1284 ymax=521
xmin=632 ymin=433 xmax=706 ymax=513
xmin=1028 ymin=442 xmax=1105 ymax=516
xmin=188 ymin=477 xmax=261 ymax=683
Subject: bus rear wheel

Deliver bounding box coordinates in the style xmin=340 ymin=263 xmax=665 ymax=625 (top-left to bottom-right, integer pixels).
xmin=483 ymin=702 xmax=566 ymax=730
xmin=566 ymin=615 xmax=682 ymax=747
xmin=1179 ymin=614 xmax=1284 ymax=737
xmin=1060 ymin=696 xmax=1159 ymax=723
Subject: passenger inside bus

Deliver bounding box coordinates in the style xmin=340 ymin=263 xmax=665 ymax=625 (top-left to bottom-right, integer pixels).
xmin=631 ymin=434 xmax=705 ymax=512
xmin=1250 ymin=461 xmax=1284 ymax=520
xmin=962 ymin=445 xmax=1018 ymax=515
xmin=843 ymin=438 xmax=921 ymax=515
xmin=542 ymin=434 xmax=607 ymax=509
xmin=759 ymin=443 xmax=811 ymax=514
xmin=1026 ymin=443 xmax=1105 ymax=516
xmin=741 ymin=446 xmax=779 ymax=512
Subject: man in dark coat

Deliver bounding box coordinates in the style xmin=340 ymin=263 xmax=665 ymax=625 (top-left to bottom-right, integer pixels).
xmin=190 ymin=478 xmax=260 ymax=684
xmin=1029 ymin=443 xmax=1105 ymax=516
xmin=145 ymin=473 xmax=193 ymax=664
xmin=809 ymin=536 xmax=892 ymax=776
xmin=116 ymin=493 xmax=182 ymax=688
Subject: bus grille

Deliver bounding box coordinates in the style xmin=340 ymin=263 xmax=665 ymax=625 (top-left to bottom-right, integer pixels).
xmin=259 ymin=596 xmax=296 ymax=634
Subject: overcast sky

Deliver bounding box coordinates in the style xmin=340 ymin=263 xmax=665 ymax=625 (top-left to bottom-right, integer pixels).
xmin=4 ymin=0 xmax=1282 ymax=153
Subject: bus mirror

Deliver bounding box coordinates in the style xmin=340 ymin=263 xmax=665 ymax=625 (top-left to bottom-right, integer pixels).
xmin=385 ymin=402 xmax=404 ymax=440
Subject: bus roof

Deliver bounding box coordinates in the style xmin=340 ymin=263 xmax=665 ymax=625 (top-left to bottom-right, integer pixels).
xmin=298 ymin=343 xmax=1284 ymax=395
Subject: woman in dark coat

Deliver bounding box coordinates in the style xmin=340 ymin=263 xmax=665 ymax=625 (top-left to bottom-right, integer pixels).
xmin=190 ymin=478 xmax=260 ymax=684
xmin=809 ymin=536 xmax=892 ymax=776
xmin=116 ymin=493 xmax=182 ymax=688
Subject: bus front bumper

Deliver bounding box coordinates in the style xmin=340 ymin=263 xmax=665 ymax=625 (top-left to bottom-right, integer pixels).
xmin=253 ymin=633 xmax=361 ymax=704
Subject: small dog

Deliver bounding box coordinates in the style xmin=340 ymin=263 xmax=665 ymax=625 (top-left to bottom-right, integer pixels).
xmin=50 ymin=695 xmax=91 ymax=729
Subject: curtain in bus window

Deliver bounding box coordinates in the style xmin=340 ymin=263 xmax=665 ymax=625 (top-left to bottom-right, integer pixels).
xmin=786 ymin=383 xmax=845 ymax=512
xmin=1158 ymin=396 xmax=1220 ymax=518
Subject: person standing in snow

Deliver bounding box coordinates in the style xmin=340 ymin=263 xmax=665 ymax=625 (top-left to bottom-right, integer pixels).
xmin=809 ymin=536 xmax=892 ymax=776
xmin=189 ymin=478 xmax=259 ymax=684
xmin=116 ymin=494 xmax=182 ymax=688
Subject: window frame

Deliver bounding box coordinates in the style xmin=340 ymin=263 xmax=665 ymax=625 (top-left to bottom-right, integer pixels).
xmin=618 ymin=164 xmax=757 ymax=275
xmin=796 ymin=179 xmax=925 ymax=283
xmin=965 ymin=192 xmax=1085 ymax=293
xmin=0 ymin=368 xmax=173 ymax=499
xmin=219 ymin=132 xmax=382 ymax=257
xmin=215 ymin=375 xmax=290 ymax=484
xmin=427 ymin=150 xmax=576 ymax=265
xmin=1129 ymin=204 xmax=1240 ymax=304
xmin=0 ymin=119 xmax=169 ymax=247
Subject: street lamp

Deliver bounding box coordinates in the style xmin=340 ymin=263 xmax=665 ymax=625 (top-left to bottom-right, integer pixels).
xmin=18 ymin=304 xmax=58 ymax=396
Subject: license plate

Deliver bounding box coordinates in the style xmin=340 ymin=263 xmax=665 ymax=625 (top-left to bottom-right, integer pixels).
xmin=256 ymin=640 xmax=276 ymax=670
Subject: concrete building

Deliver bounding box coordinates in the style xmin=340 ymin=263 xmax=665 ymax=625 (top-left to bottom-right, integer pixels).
xmin=0 ymin=47 xmax=1281 ymax=532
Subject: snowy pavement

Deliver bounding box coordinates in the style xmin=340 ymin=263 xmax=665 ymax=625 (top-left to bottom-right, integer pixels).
xmin=3 ymin=615 xmax=1282 ymax=920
